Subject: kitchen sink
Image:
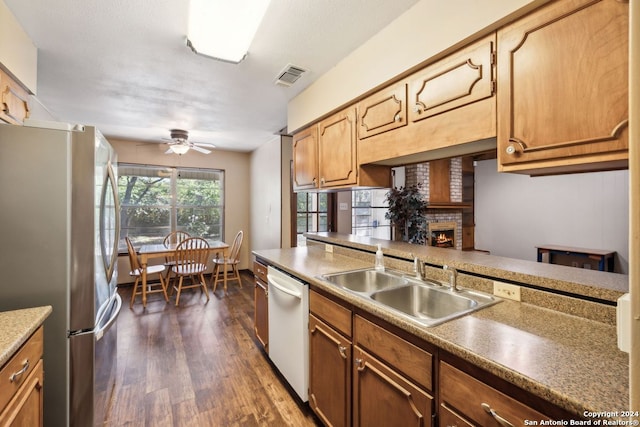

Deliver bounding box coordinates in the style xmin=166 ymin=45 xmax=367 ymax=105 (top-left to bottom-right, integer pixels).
xmin=322 ymin=268 xmax=410 ymax=293
xmin=320 ymin=268 xmax=499 ymax=327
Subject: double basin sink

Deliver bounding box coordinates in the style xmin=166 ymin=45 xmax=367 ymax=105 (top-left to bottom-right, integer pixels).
xmin=321 ymin=267 xmax=499 ymax=327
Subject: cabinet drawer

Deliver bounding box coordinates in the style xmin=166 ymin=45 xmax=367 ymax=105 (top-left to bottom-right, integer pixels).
xmin=440 ymin=361 xmax=549 ymax=426
xmin=439 ymin=404 xmax=474 ymax=427
xmin=254 ymin=261 xmax=268 ymax=283
xmin=0 ymin=327 xmax=43 ymax=411
xmin=354 ymin=315 xmax=432 ymax=391
xmin=310 ymin=291 xmax=352 ymax=338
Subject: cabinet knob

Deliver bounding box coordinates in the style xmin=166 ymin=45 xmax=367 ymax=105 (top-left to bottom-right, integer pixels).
xmin=505 ymin=144 xmax=517 ymax=155
xmin=320 ymin=177 xmax=325 ymax=185
xmin=413 ymin=104 xmax=422 ymax=114
xmin=355 ymin=358 xmax=364 ymax=370
xmin=394 ymin=113 xmax=402 ymax=122
xmin=481 ymin=403 xmax=514 ymax=427
xmin=505 ymin=138 xmax=526 ymax=156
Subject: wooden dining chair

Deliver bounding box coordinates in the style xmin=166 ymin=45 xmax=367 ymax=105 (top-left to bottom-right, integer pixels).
xmin=162 ymin=230 xmax=191 ymax=284
xmin=125 ymin=236 xmax=169 ymax=308
xmin=170 ymin=237 xmax=210 ymax=306
xmin=211 ymin=230 xmax=244 ymax=294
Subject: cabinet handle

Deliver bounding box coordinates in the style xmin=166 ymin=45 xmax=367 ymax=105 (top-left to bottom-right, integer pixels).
xmin=312 ymin=177 xmax=317 ymax=185
xmin=338 ymin=345 xmax=347 ymax=359
xmin=505 ymin=138 xmax=526 ymax=156
xmin=320 ymin=177 xmax=325 ymax=185
xmin=413 ymin=104 xmax=422 ymax=114
xmin=355 ymin=358 xmax=364 ymax=370
xmin=394 ymin=113 xmax=402 ymax=122
xmin=481 ymin=403 xmax=514 ymax=427
xmin=9 ymin=359 xmax=30 ymax=382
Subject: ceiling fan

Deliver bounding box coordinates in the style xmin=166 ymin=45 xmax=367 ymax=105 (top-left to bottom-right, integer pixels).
xmin=164 ymin=129 xmax=216 ymax=155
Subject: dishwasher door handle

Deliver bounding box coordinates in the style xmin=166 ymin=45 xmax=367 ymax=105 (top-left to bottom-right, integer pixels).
xmin=268 ymin=275 xmax=302 ymax=299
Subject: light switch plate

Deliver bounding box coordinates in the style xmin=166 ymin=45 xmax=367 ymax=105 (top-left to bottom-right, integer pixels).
xmin=493 ymin=281 xmax=521 ymax=301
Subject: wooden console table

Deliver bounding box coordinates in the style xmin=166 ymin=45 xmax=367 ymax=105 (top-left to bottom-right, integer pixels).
xmin=536 ymin=245 xmax=615 ymax=272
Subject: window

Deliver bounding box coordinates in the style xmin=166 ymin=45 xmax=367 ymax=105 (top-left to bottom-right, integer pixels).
xmin=351 ymin=189 xmax=391 ymax=239
xmin=118 ymin=164 xmax=224 ymax=248
xmin=296 ymin=192 xmax=330 ymax=246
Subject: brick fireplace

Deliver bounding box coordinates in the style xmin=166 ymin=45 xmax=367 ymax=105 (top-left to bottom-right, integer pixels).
xmin=404 ymin=157 xmax=469 ymax=250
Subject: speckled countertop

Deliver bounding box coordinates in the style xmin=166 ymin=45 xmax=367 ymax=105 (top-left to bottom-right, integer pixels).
xmin=0 ymin=306 xmax=52 ymax=367
xmin=253 ymin=245 xmax=629 ymax=417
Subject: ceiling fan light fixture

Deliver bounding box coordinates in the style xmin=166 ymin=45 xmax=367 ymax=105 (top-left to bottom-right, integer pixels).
xmin=170 ymin=144 xmax=190 ymax=155
xmin=187 ymin=0 xmax=271 ymax=64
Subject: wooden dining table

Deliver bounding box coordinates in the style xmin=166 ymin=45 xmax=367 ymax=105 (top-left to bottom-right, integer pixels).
xmin=138 ymin=240 xmax=229 ymax=306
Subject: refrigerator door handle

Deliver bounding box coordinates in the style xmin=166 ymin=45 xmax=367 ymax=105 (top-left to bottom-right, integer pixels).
xmin=95 ymin=294 xmax=121 ymax=341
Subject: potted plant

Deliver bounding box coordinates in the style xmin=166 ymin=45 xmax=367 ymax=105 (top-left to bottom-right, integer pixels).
xmin=385 ymin=184 xmax=428 ymax=244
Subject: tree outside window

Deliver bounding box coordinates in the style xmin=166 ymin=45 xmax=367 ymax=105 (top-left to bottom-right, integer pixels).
xmin=118 ymin=164 xmax=224 ymax=249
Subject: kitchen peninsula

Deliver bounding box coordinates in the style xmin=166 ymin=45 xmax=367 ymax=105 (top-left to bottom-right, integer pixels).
xmin=253 ymin=233 xmax=629 ymax=424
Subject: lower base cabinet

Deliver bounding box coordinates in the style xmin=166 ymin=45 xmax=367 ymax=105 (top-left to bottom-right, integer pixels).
xmin=0 ymin=327 xmax=45 ymax=426
xmin=353 ymin=346 xmax=433 ymax=427
xmin=253 ymin=261 xmax=268 ymax=352
xmin=309 ymin=314 xmax=352 ymax=427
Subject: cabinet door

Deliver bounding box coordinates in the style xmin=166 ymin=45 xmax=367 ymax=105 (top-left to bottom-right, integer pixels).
xmin=497 ymin=0 xmax=628 ymax=173
xmin=353 ymin=347 xmax=433 ymax=427
xmin=357 ymin=83 xmax=407 ymax=140
xmin=309 ymin=314 xmax=351 ymax=427
xmin=409 ymin=34 xmax=495 ymax=122
xmin=254 ymin=278 xmax=268 ymax=352
xmin=0 ymin=360 xmax=44 ymax=426
xmin=0 ymin=69 xmax=31 ymax=125
xmin=318 ymin=108 xmax=357 ymax=188
xmin=292 ymin=126 xmax=319 ymax=190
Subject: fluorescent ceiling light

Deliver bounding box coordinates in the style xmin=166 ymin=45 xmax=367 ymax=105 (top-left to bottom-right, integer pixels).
xmin=187 ymin=0 xmax=271 ymax=63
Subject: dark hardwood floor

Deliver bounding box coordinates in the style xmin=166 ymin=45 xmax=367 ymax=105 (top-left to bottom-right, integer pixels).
xmin=105 ymin=271 xmax=320 ymax=426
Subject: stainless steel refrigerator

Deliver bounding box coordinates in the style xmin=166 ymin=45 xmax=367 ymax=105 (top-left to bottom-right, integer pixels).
xmin=0 ymin=120 xmax=122 ymax=426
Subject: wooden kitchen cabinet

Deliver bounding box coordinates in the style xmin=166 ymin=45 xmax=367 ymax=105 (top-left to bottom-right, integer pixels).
xmin=0 ymin=68 xmax=30 ymax=125
xmin=0 ymin=326 xmax=44 ymax=426
xmin=253 ymin=261 xmax=268 ymax=352
xmin=353 ymin=315 xmax=434 ymax=427
xmin=292 ymin=126 xmax=319 ymax=191
xmin=358 ymin=34 xmax=497 ymax=165
xmin=309 ymin=291 xmax=352 ymax=427
xmin=318 ymin=108 xmax=358 ymax=188
xmin=440 ymin=361 xmax=550 ymax=426
xmin=497 ymin=0 xmax=629 ymax=175
xmin=293 ymin=109 xmax=391 ymax=192
xmin=356 ymin=82 xmax=407 ymax=140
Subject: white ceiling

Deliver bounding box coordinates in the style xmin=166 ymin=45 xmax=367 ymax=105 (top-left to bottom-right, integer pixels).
xmin=4 ymin=0 xmax=420 ymax=152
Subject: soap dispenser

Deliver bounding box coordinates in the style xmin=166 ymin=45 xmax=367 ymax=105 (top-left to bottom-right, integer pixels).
xmin=375 ymin=244 xmax=385 ymax=271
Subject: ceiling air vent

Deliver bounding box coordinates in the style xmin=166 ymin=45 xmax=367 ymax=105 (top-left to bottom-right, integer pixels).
xmin=275 ymin=64 xmax=307 ymax=87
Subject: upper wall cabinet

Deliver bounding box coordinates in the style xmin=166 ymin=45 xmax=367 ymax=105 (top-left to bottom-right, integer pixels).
xmin=292 ymin=126 xmax=319 ymax=191
xmin=408 ymin=34 xmax=495 ymax=123
xmin=292 ymin=108 xmax=391 ymax=192
xmin=358 ymin=34 xmax=497 ymax=166
xmin=497 ymin=0 xmax=629 ymax=175
xmin=357 ymin=82 xmax=407 ymax=140
xmin=0 ymin=68 xmax=30 ymax=125
xmin=318 ymin=108 xmax=358 ymax=188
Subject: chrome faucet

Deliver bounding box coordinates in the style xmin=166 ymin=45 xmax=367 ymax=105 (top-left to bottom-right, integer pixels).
xmin=412 ymin=255 xmax=425 ymax=280
xmin=443 ymin=265 xmax=459 ymax=292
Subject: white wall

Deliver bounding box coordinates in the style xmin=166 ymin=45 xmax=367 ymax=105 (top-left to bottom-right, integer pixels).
xmin=250 ymin=136 xmax=282 ymax=254
xmin=475 ymin=159 xmax=629 ymax=273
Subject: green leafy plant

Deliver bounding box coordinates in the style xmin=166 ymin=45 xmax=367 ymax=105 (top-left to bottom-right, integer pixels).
xmin=384 ymin=184 xmax=428 ymax=244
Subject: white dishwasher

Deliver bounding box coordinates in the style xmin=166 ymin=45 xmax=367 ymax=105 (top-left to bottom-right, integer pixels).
xmin=267 ymin=266 xmax=309 ymax=402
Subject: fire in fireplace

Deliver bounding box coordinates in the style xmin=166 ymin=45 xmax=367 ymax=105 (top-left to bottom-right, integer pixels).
xmin=428 ymin=222 xmax=456 ymax=248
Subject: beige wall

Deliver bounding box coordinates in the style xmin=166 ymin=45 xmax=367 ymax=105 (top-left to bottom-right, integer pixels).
xmin=288 ymin=0 xmax=548 ymax=132
xmin=110 ymin=138 xmax=251 ymax=283
xmin=0 ymin=0 xmax=37 ymax=92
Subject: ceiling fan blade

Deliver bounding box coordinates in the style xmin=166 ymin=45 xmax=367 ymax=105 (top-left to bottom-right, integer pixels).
xmin=193 ymin=142 xmax=216 ymax=148
xmin=191 ymin=145 xmax=211 ymax=154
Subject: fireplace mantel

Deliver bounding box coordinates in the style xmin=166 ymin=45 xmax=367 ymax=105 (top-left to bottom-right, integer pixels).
xmin=427 ymin=202 xmax=471 ymax=210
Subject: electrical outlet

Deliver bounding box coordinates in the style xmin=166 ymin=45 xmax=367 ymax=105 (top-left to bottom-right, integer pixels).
xmin=493 ymin=281 xmax=521 ymax=301
xmin=325 ymin=244 xmax=333 ymax=253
